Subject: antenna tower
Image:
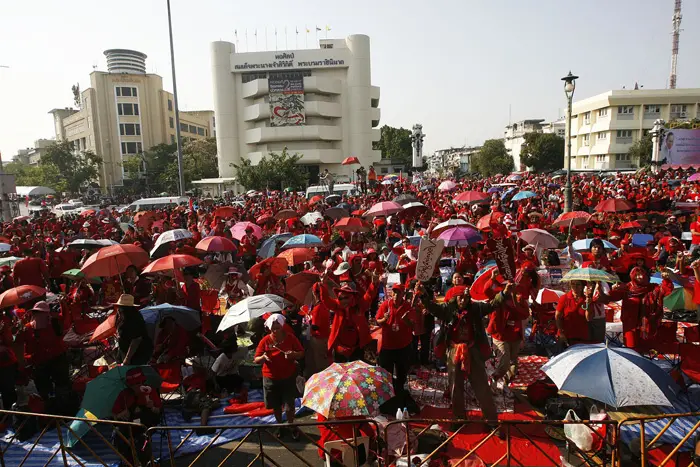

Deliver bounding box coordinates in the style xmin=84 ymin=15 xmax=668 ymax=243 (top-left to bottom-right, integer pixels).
xmin=669 ymin=0 xmax=682 ymax=89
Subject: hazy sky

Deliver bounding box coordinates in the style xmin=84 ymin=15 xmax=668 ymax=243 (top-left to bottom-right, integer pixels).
xmin=1 ymin=0 xmax=698 ymax=160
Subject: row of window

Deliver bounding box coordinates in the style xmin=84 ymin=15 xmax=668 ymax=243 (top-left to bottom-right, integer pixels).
xmin=119 ymin=123 xmax=141 ymax=136
xmin=581 ymin=130 xmax=633 ymax=145
xmin=178 ymin=122 xmax=207 ymax=136
xmin=586 ymin=104 xmax=691 ymax=122
xmin=115 ymin=86 xmax=138 ymax=97
xmin=121 ymin=141 xmax=143 ymax=155
xmin=590 ymin=154 xmax=632 ymax=162
xmin=117 ymin=103 xmax=140 ymax=116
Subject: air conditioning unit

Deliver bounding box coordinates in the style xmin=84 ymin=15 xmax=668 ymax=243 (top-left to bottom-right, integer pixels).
xmin=679 ymin=112 xmax=688 ymax=118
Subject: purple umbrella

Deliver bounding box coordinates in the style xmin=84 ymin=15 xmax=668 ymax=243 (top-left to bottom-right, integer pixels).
xmin=437 ymin=226 xmax=481 ymax=247
xmin=688 ymin=173 xmax=700 ymax=182
xmin=487 ymin=186 xmax=503 ymax=194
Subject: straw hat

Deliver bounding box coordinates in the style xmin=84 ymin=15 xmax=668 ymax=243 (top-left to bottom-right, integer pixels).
xmin=114 ymin=294 xmax=137 ymax=307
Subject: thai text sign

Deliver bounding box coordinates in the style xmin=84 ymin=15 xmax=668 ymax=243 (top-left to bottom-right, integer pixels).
xmin=416 ymin=237 xmax=445 ymax=282
xmin=487 ymin=236 xmax=516 ymax=281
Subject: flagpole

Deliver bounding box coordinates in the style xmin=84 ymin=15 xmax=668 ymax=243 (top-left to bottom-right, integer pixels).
xmin=305 ymin=26 xmax=308 ymax=48
xmin=265 ymin=26 xmax=268 ymax=50
xmin=245 ymin=28 xmax=248 ymax=52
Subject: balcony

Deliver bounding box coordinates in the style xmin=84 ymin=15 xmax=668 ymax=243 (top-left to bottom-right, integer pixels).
xmin=247 ymin=148 xmax=343 ymax=164
xmin=303 ymin=76 xmax=342 ymax=95
xmin=245 ymin=125 xmax=341 ymax=144
xmin=370 ymin=107 xmax=380 ymax=127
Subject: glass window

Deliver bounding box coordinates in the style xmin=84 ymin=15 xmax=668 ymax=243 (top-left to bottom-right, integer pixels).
xmin=134 ymin=104 xmax=139 ymax=115
xmin=115 ymin=87 xmax=121 ymax=97
xmin=598 ymin=132 xmax=607 ymax=140
xmin=189 ymin=125 xmax=197 ymax=133
xmin=618 ymin=106 xmax=634 ymax=114
xmin=197 ymin=127 xmax=205 ymax=136
xmin=169 ymin=117 xmax=174 ymax=129
xmin=180 ymin=122 xmax=188 ymax=132
xmin=598 ymin=108 xmax=608 ymax=117
xmin=616 ymin=130 xmax=632 ymax=138
xmin=644 ymin=105 xmax=660 ymax=114
xmin=132 ymin=87 xmax=137 ymax=97
xmin=168 ymin=99 xmax=173 ymax=111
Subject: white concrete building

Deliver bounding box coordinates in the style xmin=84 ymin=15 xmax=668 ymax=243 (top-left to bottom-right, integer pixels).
xmin=428 ymin=147 xmax=480 ymax=175
xmin=503 ymin=119 xmax=564 ymax=172
xmin=210 ymin=35 xmax=381 ymax=187
xmin=570 ymin=88 xmax=700 ymax=170
xmin=12 ymin=138 xmax=55 ymax=166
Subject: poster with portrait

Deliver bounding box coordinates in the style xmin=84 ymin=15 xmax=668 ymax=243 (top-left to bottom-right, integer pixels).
xmin=661 ymin=129 xmax=700 ymax=165
xmin=268 ymin=72 xmax=305 ymax=127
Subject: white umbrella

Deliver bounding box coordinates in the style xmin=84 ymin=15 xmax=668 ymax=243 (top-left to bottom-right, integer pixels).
xmin=218 ymin=294 xmax=290 ymax=332
xmin=300 ymin=211 xmax=323 ymax=226
xmin=438 ymin=180 xmax=458 ymax=191
xmin=0 ymin=256 xmax=22 ymax=267
xmin=150 ymin=229 xmax=193 ymax=257
xmin=432 ymin=218 xmax=476 ymax=236
xmin=381 ymin=179 xmax=394 ymax=185
xmin=0 ymin=243 xmax=10 ymax=253
xmin=518 ymin=229 xmax=560 ymax=249
xmin=68 ymin=239 xmax=119 ymax=249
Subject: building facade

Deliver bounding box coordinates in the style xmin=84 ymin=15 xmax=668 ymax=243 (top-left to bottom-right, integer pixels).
xmin=503 ymin=119 xmax=565 ymax=171
xmin=12 ymin=138 xmax=55 ymax=166
xmin=570 ymin=88 xmax=700 ymax=170
xmin=428 ymin=147 xmax=481 ymax=175
xmin=49 ymin=49 xmax=213 ymax=190
xmin=210 ymin=35 xmax=381 ymax=186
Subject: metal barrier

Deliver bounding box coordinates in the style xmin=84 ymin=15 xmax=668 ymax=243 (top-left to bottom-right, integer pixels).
xmin=146 ymin=418 xmax=381 ymax=467
xmin=617 ymin=411 xmax=700 ymax=467
xmin=0 ymin=409 xmax=146 ymax=467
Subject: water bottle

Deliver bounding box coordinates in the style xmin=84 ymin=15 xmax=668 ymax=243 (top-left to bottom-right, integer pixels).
xmin=395 ymin=408 xmax=403 ymax=420
xmin=402 ymin=407 xmax=409 ymax=420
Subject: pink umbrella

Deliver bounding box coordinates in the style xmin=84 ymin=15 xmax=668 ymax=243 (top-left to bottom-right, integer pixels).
xmin=363 ymin=201 xmax=404 ymax=218
xmin=688 ymin=173 xmax=700 ymax=182
xmin=454 ymin=191 xmax=489 ymax=204
xmin=438 ymin=180 xmax=458 ymax=192
xmin=230 ymin=221 xmax=263 ymax=241
xmin=437 ymin=226 xmax=481 ymax=246
xmin=518 ymin=229 xmax=560 ymax=249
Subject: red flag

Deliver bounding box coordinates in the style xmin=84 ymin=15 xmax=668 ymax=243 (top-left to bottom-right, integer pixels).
xmin=25 ymin=195 xmax=29 ymax=207
xmin=189 ymin=197 xmax=194 ymax=211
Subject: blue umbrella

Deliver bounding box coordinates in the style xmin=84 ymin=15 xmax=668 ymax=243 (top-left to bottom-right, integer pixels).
xmin=650 ymin=273 xmax=682 ymax=288
xmin=512 ymin=190 xmax=537 ymax=201
xmin=140 ymin=303 xmax=201 ymax=330
xmin=473 ymin=261 xmax=497 ymax=281
xmin=258 ymin=233 xmax=293 ymax=258
xmin=281 ymin=234 xmax=324 ymax=250
xmin=631 ymin=233 xmax=655 ymax=247
xmin=541 ymin=343 xmax=677 ymax=408
xmin=501 ymin=187 xmax=518 ymax=200
xmin=487 ymin=186 xmax=503 ymax=193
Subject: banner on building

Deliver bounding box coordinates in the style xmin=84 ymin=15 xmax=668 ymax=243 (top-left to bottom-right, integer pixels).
xmin=662 ymin=129 xmax=700 ymax=165
xmin=269 ymin=72 xmax=305 ymax=127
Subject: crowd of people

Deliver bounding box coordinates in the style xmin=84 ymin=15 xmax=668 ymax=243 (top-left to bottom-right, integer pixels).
xmin=1 ymin=166 xmax=699 ymax=459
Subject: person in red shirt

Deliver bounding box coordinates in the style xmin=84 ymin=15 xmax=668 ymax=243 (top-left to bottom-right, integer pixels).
xmin=376 ymin=283 xmax=414 ymax=394
xmin=488 ymin=282 xmax=530 ymax=388
xmin=239 ymin=227 xmax=258 ymax=269
xmin=555 ymin=281 xmax=591 ymax=346
xmin=254 ymin=314 xmax=304 ymax=440
xmin=178 ymin=268 xmax=202 ymax=311
xmin=12 ymin=250 xmax=49 ymax=288
xmin=690 ymin=213 xmax=700 ymax=256
xmin=304 ymin=283 xmax=331 ymax=378
xmin=0 ymin=310 xmax=17 ymax=409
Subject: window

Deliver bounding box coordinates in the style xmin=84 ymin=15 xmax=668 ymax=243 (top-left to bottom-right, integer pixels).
xmin=120 ymin=141 xmax=143 ymax=155
xmin=644 ymin=104 xmax=660 ymax=115
xmin=582 ymin=134 xmax=590 ymax=146
xmin=320 ymin=43 xmax=333 ymax=49
xmin=618 ymin=106 xmax=634 ymax=114
xmin=180 ymin=122 xmax=188 ymax=132
xmin=598 ymin=108 xmax=609 ymax=117
xmin=616 ymin=154 xmax=631 ymax=161
xmin=116 ymin=87 xmax=120 ymax=97
xmin=169 ymin=117 xmax=174 ymax=129
xmin=212 ymin=116 xmax=215 ymax=127
xmin=597 ymin=132 xmax=607 ymax=141
xmin=197 ymin=127 xmax=205 ymax=136
xmin=168 ymin=99 xmax=173 ymax=111
xmin=616 ymin=130 xmax=632 ymax=139
xmin=188 ymin=125 xmax=197 ymax=134
xmin=380 ymin=167 xmax=389 ymax=174
xmin=596 ymin=155 xmax=606 ymax=162
xmin=171 ymin=134 xmax=176 ymax=143
xmin=583 ymin=112 xmax=591 ymax=124
xmin=116 ymin=86 xmax=137 ymax=97
xmin=117 ymin=103 xmax=139 ymax=116
xmin=119 ymin=123 xmax=141 ymax=136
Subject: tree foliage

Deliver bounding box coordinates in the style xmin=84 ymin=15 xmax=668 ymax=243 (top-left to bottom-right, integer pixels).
xmin=471 ymin=139 xmax=514 ymax=176
xmin=520 ymin=132 xmax=565 ymax=171
xmin=232 ymin=148 xmax=308 ymax=191
xmin=628 ymin=133 xmax=653 ymax=167
xmin=373 ymin=125 xmax=412 ymax=166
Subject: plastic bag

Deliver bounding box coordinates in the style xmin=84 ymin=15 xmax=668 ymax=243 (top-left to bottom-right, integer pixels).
xmin=588 ymin=404 xmax=608 ymax=452
xmin=563 ymin=409 xmax=593 ymax=452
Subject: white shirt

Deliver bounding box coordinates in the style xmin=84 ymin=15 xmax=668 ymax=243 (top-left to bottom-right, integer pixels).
xmin=211 ymin=348 xmax=247 ymax=376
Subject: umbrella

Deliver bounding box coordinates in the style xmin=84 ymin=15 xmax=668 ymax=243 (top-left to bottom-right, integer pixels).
xmin=507 ymin=174 xmax=524 ymax=181
xmin=80 ymin=209 xmax=96 ymax=217
xmin=286 ymin=272 xmax=324 ymax=306
xmin=420 ymin=185 xmax=435 ymax=192
xmin=324 ymin=207 xmax=349 ymax=220
xmin=454 ymin=191 xmax=489 ymax=204
xmin=213 ymin=206 xmax=237 ymax=218
xmin=437 ymin=226 xmax=481 ymax=247
xmin=140 ymin=303 xmax=201 ymax=330
xmin=688 ymin=173 xmax=700 ymax=182
xmin=196 ymin=236 xmax=238 ymax=252
xmin=0 ymin=243 xmax=11 ymax=253
xmin=325 ymin=194 xmax=341 ymax=203
xmin=142 ymin=254 xmax=203 ymax=274
xmin=281 ymin=234 xmax=324 ymax=250
xmin=118 ymin=222 xmax=134 ymax=233
xmin=631 ymin=233 xmax=655 ymax=247
xmin=393 ymin=194 xmax=418 ymax=205
xmin=363 ymin=201 xmax=404 ymax=218
xmin=61 ymin=269 xmax=102 ymax=284
xmin=476 ymin=211 xmax=505 ymax=231
xmin=619 ymin=221 xmax=642 ymax=230
xmin=334 ymin=217 xmax=372 ymax=233
xmin=0 ymin=285 xmax=46 ymax=308
xmin=487 ymin=186 xmax=503 ymax=193
xmin=89 ymin=314 xmax=116 ymax=343
xmin=309 ymin=195 xmax=324 ymax=205
xmin=336 ymin=202 xmax=351 ymax=211
xmin=80 ymin=244 xmax=150 ymax=278
xmin=13 ymin=216 xmax=30 ymax=222
xmin=595 ymin=198 xmax=635 ymax=212
xmin=569 ymin=239 xmax=618 ymax=252
xmin=541 ymin=344 xmax=677 ymax=408
xmin=341 ymin=156 xmax=360 ymax=165
xmin=150 ymin=229 xmax=193 ymax=257
xmin=278 ymin=248 xmax=315 ymax=266
xmin=218 ymin=294 xmax=290 ymax=331
xmin=0 ymin=257 xmax=22 ymax=268
xmin=399 ymin=202 xmax=429 ymax=218
xmin=302 ymin=361 xmax=395 ymax=418
xmin=518 ymin=229 xmax=560 ymax=249
xmin=663 ymin=287 xmax=695 ymax=311
xmin=551 ymin=211 xmax=592 ymax=228
xmin=231 ymin=222 xmax=263 ymax=241
xmin=256 ymin=214 xmax=273 ymax=225
xmin=258 ymin=233 xmax=293 ymax=259
xmin=392 ymin=236 xmax=422 ymax=248
xmin=274 ymin=209 xmax=297 ymax=221
xmin=249 ymin=257 xmax=288 ymax=277
xmin=67 ymin=365 xmax=162 ymax=447
xmin=438 ymin=180 xmax=458 ymax=192
xmin=561 ymin=267 xmax=620 ymax=283
xmin=511 ymin=191 xmax=537 ymax=201
xmin=650 ymin=272 xmax=682 ymax=288
xmin=501 ymin=187 xmax=518 ymax=201
xmin=134 ymin=211 xmax=157 ymax=228
xmin=67 ymin=239 xmax=119 ymax=249
xmin=300 ymin=211 xmax=323 ymax=226
xmin=432 ymin=218 xmax=476 ymax=236
xmin=535 ymin=288 xmax=565 ymax=305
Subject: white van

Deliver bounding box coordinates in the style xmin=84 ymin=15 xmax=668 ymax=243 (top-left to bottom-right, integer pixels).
xmin=123 ymin=196 xmax=189 ymax=212
xmin=54 ymin=204 xmax=81 ymax=216
xmin=305 ymin=183 xmax=358 ymax=199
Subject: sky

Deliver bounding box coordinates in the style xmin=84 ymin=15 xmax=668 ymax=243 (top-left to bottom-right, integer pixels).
xmin=1 ymin=0 xmax=698 ymax=160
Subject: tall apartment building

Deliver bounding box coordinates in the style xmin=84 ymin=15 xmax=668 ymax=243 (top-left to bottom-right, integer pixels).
xmin=570 ymin=88 xmax=700 ymax=170
xmin=12 ymin=138 xmax=56 ymax=166
xmin=503 ymin=119 xmax=565 ymax=171
xmin=49 ymin=49 xmax=214 ymax=190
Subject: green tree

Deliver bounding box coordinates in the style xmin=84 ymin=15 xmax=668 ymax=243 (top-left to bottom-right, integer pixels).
xmin=471 ymin=139 xmax=514 ymax=176
xmin=520 ymin=133 xmax=565 ymax=171
xmin=40 ymin=141 xmax=102 ymax=193
xmin=232 ymin=148 xmax=308 ymax=191
xmin=628 ymin=133 xmax=653 ymax=167
xmin=373 ymin=125 xmax=412 ymax=166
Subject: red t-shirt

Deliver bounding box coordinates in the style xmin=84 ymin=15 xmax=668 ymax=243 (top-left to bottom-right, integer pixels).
xmin=13 ymin=257 xmax=48 ymax=287
xmin=691 ymin=222 xmax=700 ymax=245
xmin=555 ymin=292 xmax=589 ymax=342
xmin=310 ymin=303 xmax=331 ymax=339
xmin=255 ymin=333 xmax=303 ymax=380
xmin=376 ymin=299 xmax=413 ymax=350
xmin=182 ymin=282 xmax=201 ymax=310
xmin=22 ymin=325 xmax=67 ymax=366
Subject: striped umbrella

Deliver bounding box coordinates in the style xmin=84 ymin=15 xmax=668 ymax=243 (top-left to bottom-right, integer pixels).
xmin=561 ymin=267 xmax=620 ymax=283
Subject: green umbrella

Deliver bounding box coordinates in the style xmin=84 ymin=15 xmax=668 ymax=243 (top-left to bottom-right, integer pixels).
xmin=66 ymin=365 xmax=161 ymax=447
xmin=284 ymin=187 xmax=294 ymax=192
xmin=663 ymin=287 xmax=694 ymax=311
xmin=561 ymin=267 xmax=620 ymax=283
xmin=61 ymin=268 xmax=102 ymax=284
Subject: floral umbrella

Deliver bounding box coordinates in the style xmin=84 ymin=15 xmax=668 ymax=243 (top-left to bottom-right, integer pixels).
xmin=302 ymin=361 xmax=395 ymax=418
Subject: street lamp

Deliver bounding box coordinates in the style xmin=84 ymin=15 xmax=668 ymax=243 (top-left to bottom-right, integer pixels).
xmin=166 ymin=0 xmax=186 ymax=196
xmin=562 ymin=71 xmax=578 ymax=213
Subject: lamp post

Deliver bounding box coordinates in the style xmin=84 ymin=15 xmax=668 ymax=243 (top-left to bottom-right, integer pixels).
xmin=562 ymin=71 xmax=578 ymax=213
xmin=650 ymin=119 xmax=666 ymax=174
xmin=166 ymin=0 xmax=186 ymax=196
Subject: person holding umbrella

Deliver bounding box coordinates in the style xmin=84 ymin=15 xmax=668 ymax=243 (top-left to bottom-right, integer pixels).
xmin=555 ymin=280 xmax=595 ymax=347
xmin=115 ymin=294 xmax=153 ymax=365
xmin=488 ymin=281 xmax=530 ymax=388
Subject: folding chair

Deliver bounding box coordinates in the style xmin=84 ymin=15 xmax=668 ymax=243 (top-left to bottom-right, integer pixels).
xmin=679 ymin=343 xmax=700 ymax=410
xmin=649 ymin=321 xmax=680 ymax=364
xmin=684 ymin=325 xmax=700 ymax=344
xmin=154 ymin=361 xmax=185 ymax=403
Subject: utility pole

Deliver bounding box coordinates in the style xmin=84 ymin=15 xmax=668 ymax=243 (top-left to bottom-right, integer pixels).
xmin=166 ymin=0 xmax=186 ymax=196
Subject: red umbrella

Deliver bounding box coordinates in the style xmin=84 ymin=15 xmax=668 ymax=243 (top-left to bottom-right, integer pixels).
xmin=134 ymin=211 xmax=157 ymax=228
xmin=309 ymin=195 xmax=324 ymax=205
xmin=351 ymin=210 xmax=364 ymax=216
xmin=90 ymin=314 xmax=116 ymax=343
xmin=286 ymin=272 xmax=321 ymax=305
xmin=454 ymin=191 xmax=489 ymax=204
xmin=470 ymin=266 xmax=502 ymax=301
xmin=341 ymin=156 xmax=360 ymax=166
xmin=0 ymin=285 xmax=46 ymax=308
xmin=213 ymin=206 xmax=236 ymax=218
xmin=196 ymin=236 xmax=238 ymax=252
xmin=334 ymin=217 xmax=372 ymax=233
xmin=142 ymin=254 xmax=204 ymax=274
xmin=619 ymin=221 xmax=642 ymax=230
xmin=476 ymin=212 xmax=505 ymax=231
xmin=595 ymin=198 xmax=635 ymax=213
xmin=278 ymin=248 xmax=315 ymax=266
xmin=274 ymin=209 xmax=298 ymax=221
xmin=249 ymin=257 xmax=288 ymax=278
xmin=551 ymin=211 xmax=591 ymax=228
xmin=80 ymin=209 xmax=96 ymax=217
xmin=256 ymin=214 xmax=273 ymax=225
xmin=80 ymin=244 xmax=149 ymax=278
